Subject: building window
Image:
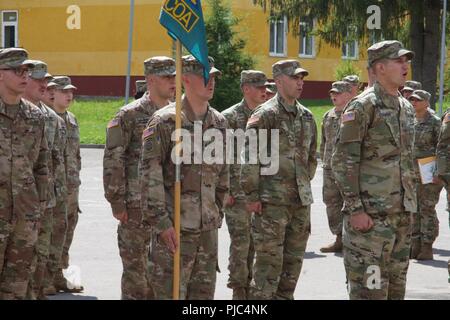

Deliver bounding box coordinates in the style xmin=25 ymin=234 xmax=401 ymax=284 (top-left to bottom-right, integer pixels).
xmin=299 ymin=17 xmax=315 ymax=58
xmin=342 ymin=26 xmax=358 ymax=60
xmin=269 ymin=16 xmax=287 ymax=56
xmin=2 ymin=11 xmax=18 ymax=48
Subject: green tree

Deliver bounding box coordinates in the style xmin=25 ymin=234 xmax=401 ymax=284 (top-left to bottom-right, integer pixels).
xmin=205 ymin=0 xmax=255 ymax=111
xmin=253 ymin=0 xmax=449 ymax=109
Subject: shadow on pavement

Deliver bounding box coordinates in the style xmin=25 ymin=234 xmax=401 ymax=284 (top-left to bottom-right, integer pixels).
xmin=434 ymin=248 xmax=450 ymax=257
xmin=413 ymin=259 xmax=449 ymax=269
xmin=48 ymin=293 xmax=98 ymax=300
xmin=304 ymin=251 xmax=327 ymax=259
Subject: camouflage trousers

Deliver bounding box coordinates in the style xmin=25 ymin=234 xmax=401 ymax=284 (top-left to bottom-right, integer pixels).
xmin=322 ymin=169 xmax=344 ymax=235
xmin=249 ymin=203 xmax=310 ymax=300
xmin=149 ymin=229 xmax=218 ymax=300
xmin=27 ymin=207 xmax=54 ymax=298
xmin=412 ymin=183 xmax=443 ymax=244
xmin=343 ymin=212 xmax=412 ymax=300
xmin=117 ymin=208 xmax=152 ymax=300
xmin=0 ymin=214 xmax=39 ymax=299
xmin=61 ymin=189 xmax=79 ymax=270
xmin=44 ymin=198 xmax=68 ymax=288
xmin=224 ymin=199 xmax=254 ymax=291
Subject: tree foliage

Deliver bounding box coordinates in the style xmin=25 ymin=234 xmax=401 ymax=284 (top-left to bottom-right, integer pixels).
xmin=205 ymin=0 xmax=255 ymax=111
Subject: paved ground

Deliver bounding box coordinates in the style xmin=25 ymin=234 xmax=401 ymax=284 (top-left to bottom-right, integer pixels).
xmin=52 ymin=148 xmax=450 ymax=300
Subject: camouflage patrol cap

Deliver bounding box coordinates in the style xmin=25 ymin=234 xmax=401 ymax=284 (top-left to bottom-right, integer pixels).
xmin=342 ymin=75 xmax=360 ymax=85
xmin=0 ymin=48 xmax=35 ymax=69
xmin=329 ymin=81 xmax=352 ymax=94
xmin=182 ymin=55 xmax=221 ymax=76
xmin=52 ymin=76 xmax=77 ymax=90
xmin=144 ymin=56 xmax=176 ymax=76
xmin=401 ymin=80 xmax=422 ymax=92
xmin=240 ymin=70 xmax=268 ymax=87
xmin=272 ymin=59 xmax=309 ymax=78
xmin=26 ymin=60 xmax=52 ymax=80
xmin=409 ymin=89 xmax=431 ymax=102
xmin=367 ymin=40 xmax=414 ymax=67
xmin=135 ymin=80 xmax=147 ymax=93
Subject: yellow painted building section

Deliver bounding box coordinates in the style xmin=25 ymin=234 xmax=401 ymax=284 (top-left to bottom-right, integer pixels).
xmin=1 ymin=0 xmax=446 ymax=81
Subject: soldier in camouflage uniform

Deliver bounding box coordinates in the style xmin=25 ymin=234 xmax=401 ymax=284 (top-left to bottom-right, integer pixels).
xmin=320 ymin=81 xmax=353 ymax=253
xmin=141 ymin=55 xmax=228 ymax=300
xmin=400 ymin=80 xmax=421 ymax=100
xmin=44 ymin=76 xmax=81 ymax=294
xmin=408 ymin=90 xmax=442 ymax=260
xmin=221 ymin=70 xmax=267 ymax=300
xmin=103 ymin=56 xmax=176 ymax=300
xmin=332 ymin=40 xmax=417 ymax=300
xmin=0 ymin=48 xmax=49 ymax=299
xmin=23 ymin=61 xmax=67 ymax=299
xmin=435 ymin=109 xmax=450 ymax=281
xmin=240 ymin=60 xmax=317 ymax=300
xmin=42 ymin=80 xmax=57 ymax=107
xmin=342 ymin=75 xmax=360 ymax=97
xmin=135 ymin=80 xmax=147 ymax=100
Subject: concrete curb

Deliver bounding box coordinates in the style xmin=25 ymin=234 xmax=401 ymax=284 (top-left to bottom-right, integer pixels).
xmin=81 ymin=144 xmax=105 ymax=149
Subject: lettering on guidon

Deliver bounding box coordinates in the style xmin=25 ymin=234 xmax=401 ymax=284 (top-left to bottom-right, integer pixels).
xmin=163 ymin=0 xmax=200 ymax=32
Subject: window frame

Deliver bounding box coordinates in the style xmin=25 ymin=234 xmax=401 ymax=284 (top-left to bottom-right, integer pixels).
xmin=269 ymin=15 xmax=288 ymax=57
xmin=298 ymin=17 xmax=316 ymax=58
xmin=1 ymin=10 xmax=19 ymax=48
xmin=342 ymin=26 xmax=359 ymax=60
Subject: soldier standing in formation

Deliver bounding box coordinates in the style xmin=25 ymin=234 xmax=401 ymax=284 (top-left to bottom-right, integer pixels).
xmin=435 ymin=108 xmax=450 ymax=281
xmin=342 ymin=75 xmax=360 ymax=97
xmin=44 ymin=76 xmax=82 ymax=294
xmin=319 ymin=81 xmax=354 ymax=253
xmin=408 ymin=90 xmax=442 ymax=260
xmin=221 ymin=70 xmax=268 ymax=300
xmin=400 ymin=80 xmax=422 ymax=100
xmin=103 ymin=56 xmax=176 ymax=299
xmin=140 ymin=55 xmax=229 ymax=299
xmin=23 ymin=61 xmax=67 ymax=299
xmin=241 ymin=59 xmax=317 ymax=300
xmin=0 ymin=48 xmax=49 ymax=299
xmin=332 ymin=40 xmax=417 ymax=300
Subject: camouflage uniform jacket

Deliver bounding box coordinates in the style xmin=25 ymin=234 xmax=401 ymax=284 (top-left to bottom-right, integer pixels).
xmin=437 ymin=110 xmax=450 ymax=185
xmin=413 ymin=111 xmax=441 ymax=180
xmin=58 ymin=111 xmax=81 ymax=193
xmin=240 ymin=94 xmax=318 ymax=206
xmin=0 ymin=98 xmax=49 ymax=220
xmin=140 ymin=96 xmax=229 ymax=234
xmin=103 ymin=93 xmax=163 ymax=214
xmin=38 ymin=102 xmax=66 ymax=208
xmin=221 ymin=99 xmax=253 ymax=200
xmin=331 ymin=82 xmax=417 ymax=216
xmin=320 ymin=108 xmax=342 ymax=169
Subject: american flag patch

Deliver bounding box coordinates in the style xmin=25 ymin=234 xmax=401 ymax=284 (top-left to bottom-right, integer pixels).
xmin=142 ymin=127 xmax=155 ymax=140
xmin=247 ymin=116 xmax=260 ymax=126
xmin=342 ymin=112 xmax=355 ymax=123
xmin=445 ymin=113 xmax=450 ymax=123
xmin=107 ymin=119 xmax=119 ymax=128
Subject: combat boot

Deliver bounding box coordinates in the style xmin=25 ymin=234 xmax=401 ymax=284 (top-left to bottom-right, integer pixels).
xmin=320 ymin=234 xmax=343 ymax=253
xmin=416 ymin=243 xmax=434 ymax=260
xmin=410 ymin=239 xmax=421 ymax=259
xmin=232 ymin=287 xmax=247 ymax=300
xmin=42 ymin=285 xmax=57 ymax=296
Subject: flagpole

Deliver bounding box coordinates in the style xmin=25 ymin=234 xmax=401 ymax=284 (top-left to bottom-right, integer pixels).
xmin=173 ymin=39 xmax=182 ymax=300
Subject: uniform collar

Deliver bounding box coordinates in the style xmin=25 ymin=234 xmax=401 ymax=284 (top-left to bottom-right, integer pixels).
xmin=277 ymin=94 xmax=304 ymax=116
xmin=374 ymin=82 xmax=401 ymax=110
xmin=181 ymin=95 xmax=217 ymax=129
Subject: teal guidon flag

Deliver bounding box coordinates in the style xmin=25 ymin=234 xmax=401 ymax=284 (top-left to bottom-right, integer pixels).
xmin=160 ymin=0 xmax=211 ymax=84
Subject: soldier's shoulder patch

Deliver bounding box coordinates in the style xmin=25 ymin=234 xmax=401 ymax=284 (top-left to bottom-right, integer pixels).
xmin=444 ymin=113 xmax=450 ymax=123
xmin=142 ymin=126 xmax=156 ymax=140
xmin=107 ymin=119 xmax=120 ymax=128
xmin=247 ymin=115 xmax=260 ymax=126
xmin=342 ymin=111 xmax=355 ymax=123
